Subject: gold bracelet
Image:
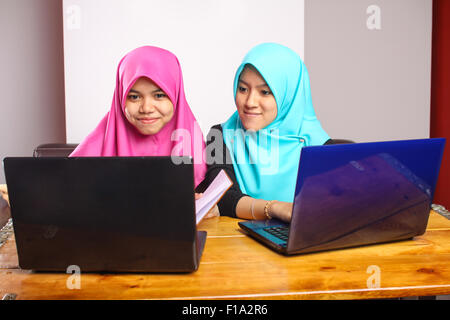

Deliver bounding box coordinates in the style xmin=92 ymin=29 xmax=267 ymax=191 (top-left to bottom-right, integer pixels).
xmin=264 ymin=200 xmax=275 ymax=219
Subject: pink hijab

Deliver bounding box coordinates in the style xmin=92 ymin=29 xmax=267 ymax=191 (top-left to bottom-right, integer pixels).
xmin=70 ymin=46 xmax=207 ymax=187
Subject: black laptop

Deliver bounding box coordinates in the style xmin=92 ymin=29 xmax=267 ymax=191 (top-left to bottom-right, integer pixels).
xmin=239 ymin=138 xmax=445 ymax=255
xmin=3 ymin=156 xmax=206 ymax=273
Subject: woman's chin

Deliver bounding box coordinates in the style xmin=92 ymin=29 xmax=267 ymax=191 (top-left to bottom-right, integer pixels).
xmin=134 ymin=124 xmax=162 ymax=136
xmin=240 ymin=120 xmax=261 ymax=132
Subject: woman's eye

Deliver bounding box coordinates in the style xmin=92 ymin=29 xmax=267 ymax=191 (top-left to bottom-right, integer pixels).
xmin=128 ymin=94 xmax=140 ymax=100
xmin=238 ymin=86 xmax=247 ymax=93
xmin=261 ymin=90 xmax=272 ymax=96
xmin=155 ymin=93 xmax=166 ymax=99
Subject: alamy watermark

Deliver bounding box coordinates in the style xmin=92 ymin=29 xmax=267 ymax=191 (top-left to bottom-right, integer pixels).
xmin=170 ymin=127 xmax=284 ymax=175
xmin=366 ymin=5 xmax=381 ymax=30
xmin=66 ymin=265 xmax=81 ymax=290
xmin=366 ymin=265 xmax=381 ymax=289
xmin=66 ymin=4 xmax=82 ymax=30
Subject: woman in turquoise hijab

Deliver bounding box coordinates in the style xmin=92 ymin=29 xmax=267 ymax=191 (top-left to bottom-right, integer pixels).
xmin=200 ymin=43 xmax=330 ymax=222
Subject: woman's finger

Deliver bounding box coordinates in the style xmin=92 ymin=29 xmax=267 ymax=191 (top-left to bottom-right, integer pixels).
xmin=194 ymin=193 xmax=203 ymax=200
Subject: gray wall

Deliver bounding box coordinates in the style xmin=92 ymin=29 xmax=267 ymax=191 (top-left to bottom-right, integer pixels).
xmin=0 ymin=0 xmax=66 ymax=184
xmin=305 ymin=0 xmax=432 ymax=143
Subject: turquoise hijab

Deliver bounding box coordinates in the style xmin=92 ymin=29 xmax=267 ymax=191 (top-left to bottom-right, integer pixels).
xmin=221 ymin=43 xmax=330 ymax=202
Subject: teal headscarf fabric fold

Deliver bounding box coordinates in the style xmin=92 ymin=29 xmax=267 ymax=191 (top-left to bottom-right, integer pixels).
xmin=221 ymin=43 xmax=330 ymax=202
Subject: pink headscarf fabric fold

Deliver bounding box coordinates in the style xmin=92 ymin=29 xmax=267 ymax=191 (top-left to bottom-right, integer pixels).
xmin=70 ymin=46 xmax=207 ymax=187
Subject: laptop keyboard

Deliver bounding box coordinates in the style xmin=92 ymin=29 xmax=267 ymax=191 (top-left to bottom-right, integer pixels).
xmin=263 ymin=226 xmax=289 ymax=242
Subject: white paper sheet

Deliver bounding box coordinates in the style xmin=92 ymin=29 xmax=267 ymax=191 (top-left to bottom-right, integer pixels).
xmin=195 ymin=170 xmax=232 ymax=224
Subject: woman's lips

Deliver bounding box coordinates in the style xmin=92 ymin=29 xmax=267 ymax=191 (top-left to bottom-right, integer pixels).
xmin=243 ymin=111 xmax=262 ymax=117
xmin=139 ymin=118 xmax=159 ymax=124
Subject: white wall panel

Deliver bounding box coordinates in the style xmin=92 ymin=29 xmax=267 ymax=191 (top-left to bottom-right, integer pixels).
xmin=63 ymin=0 xmax=305 ymax=143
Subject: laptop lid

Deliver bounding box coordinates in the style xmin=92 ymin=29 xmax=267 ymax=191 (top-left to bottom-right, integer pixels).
xmin=239 ymin=138 xmax=445 ymax=255
xmin=3 ymin=156 xmax=205 ymax=273
xmin=287 ymin=138 xmax=445 ymax=254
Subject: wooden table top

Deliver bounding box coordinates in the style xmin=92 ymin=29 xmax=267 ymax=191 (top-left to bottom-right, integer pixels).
xmin=1 ymin=209 xmax=450 ymax=300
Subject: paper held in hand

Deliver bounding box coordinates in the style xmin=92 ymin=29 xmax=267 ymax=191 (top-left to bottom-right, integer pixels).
xmin=195 ymin=170 xmax=233 ymax=224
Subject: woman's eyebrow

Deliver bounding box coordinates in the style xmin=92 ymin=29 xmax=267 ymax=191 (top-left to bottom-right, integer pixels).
xmin=238 ymin=79 xmax=269 ymax=88
xmin=128 ymin=88 xmax=164 ymax=94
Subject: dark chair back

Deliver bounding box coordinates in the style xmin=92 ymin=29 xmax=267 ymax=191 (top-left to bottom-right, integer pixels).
xmin=325 ymin=139 xmax=355 ymax=145
xmin=33 ymin=143 xmax=79 ymax=157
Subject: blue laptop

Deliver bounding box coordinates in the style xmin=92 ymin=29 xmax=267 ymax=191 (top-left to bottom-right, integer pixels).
xmin=238 ymin=138 xmax=446 ymax=255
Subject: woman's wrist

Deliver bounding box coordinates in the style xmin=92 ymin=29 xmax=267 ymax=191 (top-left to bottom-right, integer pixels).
xmin=264 ymin=200 xmax=277 ymax=219
xmin=267 ymin=200 xmax=281 ymax=220
xmin=236 ymin=197 xmax=286 ymax=221
xmin=252 ymin=199 xmax=269 ymax=220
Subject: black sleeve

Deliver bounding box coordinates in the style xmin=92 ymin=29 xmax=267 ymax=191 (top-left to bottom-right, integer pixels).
xmin=195 ymin=136 xmax=353 ymax=216
xmin=195 ymin=124 xmax=247 ymax=218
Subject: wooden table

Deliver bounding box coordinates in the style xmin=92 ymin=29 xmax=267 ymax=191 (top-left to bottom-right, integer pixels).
xmin=1 ymin=202 xmax=450 ymax=299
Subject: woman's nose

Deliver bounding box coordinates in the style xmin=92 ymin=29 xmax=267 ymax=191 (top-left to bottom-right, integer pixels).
xmin=245 ymin=91 xmax=258 ymax=108
xmin=140 ymin=98 xmax=156 ymax=113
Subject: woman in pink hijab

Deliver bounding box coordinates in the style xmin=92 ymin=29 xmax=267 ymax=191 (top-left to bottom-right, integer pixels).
xmin=70 ymin=46 xmax=207 ymax=188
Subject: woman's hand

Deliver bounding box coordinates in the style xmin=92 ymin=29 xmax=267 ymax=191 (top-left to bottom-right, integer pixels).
xmin=204 ymin=204 xmax=220 ymax=218
xmin=194 ymin=193 xmax=203 ymax=201
xmin=195 ymin=193 xmax=220 ymax=219
xmin=0 ymin=185 xmax=9 ymax=206
xmin=268 ymin=201 xmax=293 ymax=223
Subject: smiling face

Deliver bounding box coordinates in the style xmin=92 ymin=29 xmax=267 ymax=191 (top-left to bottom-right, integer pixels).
xmin=235 ymin=65 xmax=277 ymax=131
xmin=124 ymin=77 xmax=174 ymax=135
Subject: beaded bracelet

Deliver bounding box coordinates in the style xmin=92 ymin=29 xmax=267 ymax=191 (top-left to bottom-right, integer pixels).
xmin=264 ymin=200 xmax=275 ymax=219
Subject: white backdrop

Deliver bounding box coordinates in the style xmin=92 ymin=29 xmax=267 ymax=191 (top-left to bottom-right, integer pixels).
xmin=62 ymin=0 xmax=305 ymax=143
